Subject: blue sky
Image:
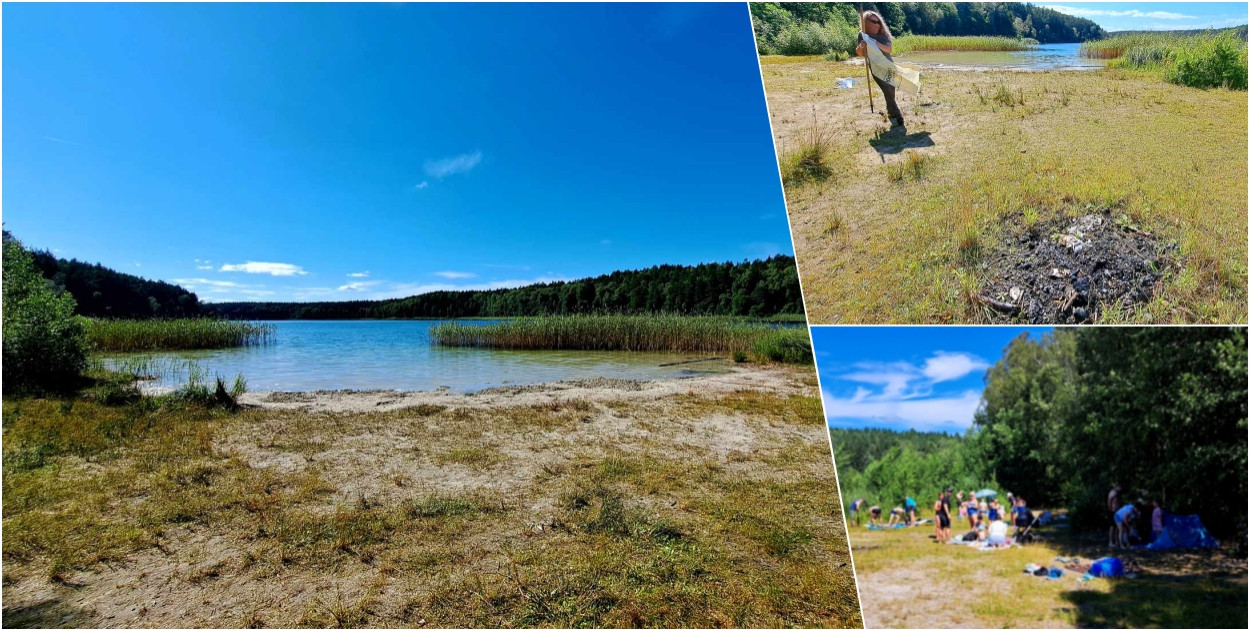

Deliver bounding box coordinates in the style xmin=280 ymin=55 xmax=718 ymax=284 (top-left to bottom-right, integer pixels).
xmin=1040 ymin=2 xmax=1247 ymax=31
xmin=4 ymin=3 xmax=788 ymax=302
xmin=813 ymin=327 xmax=1055 ymax=434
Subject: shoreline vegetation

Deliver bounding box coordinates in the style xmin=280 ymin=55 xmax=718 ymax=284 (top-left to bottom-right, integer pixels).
xmin=431 ymin=316 xmax=812 ymax=363
xmin=893 ymin=34 xmax=1037 ymax=54
xmin=1081 ymin=29 xmax=1248 ymax=90
xmin=85 ymin=318 xmax=275 ymax=353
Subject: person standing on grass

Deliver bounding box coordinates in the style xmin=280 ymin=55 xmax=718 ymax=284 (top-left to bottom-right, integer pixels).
xmin=850 ymin=498 xmax=867 ymax=527
xmin=934 ymin=492 xmax=951 ymax=543
xmin=957 ymin=491 xmax=967 ymax=521
xmin=1115 ymin=502 xmax=1139 ymax=548
xmin=854 ymin=10 xmax=904 ymax=128
xmin=904 ymin=495 xmax=917 ymax=526
xmin=1108 ymin=483 xmax=1123 ymax=548
xmin=1151 ymin=501 xmax=1165 ymax=543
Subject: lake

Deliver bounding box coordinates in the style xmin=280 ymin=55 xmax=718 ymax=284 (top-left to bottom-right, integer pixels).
xmin=100 ymin=320 xmax=743 ymax=393
xmin=896 ymin=43 xmax=1107 ymax=70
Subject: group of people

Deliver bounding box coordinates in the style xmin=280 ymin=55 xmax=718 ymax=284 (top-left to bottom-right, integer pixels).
xmin=1107 ymin=483 xmax=1165 ymax=548
xmin=850 ymin=489 xmax=1036 ymax=548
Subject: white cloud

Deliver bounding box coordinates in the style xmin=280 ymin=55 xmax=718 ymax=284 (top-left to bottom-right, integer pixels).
xmin=220 ymin=261 xmax=309 ymax=276
xmin=823 ymin=351 xmax=992 ymax=431
xmin=338 ymin=281 xmax=381 ymax=292
xmin=424 ymin=151 xmax=482 ymax=179
xmin=414 ymin=181 xmax=429 ymax=190
xmin=172 ymin=278 xmax=254 ymax=290
xmin=1040 ymin=5 xmax=1195 ymax=20
xmin=433 ymin=271 xmax=477 ymax=279
xmin=922 ymin=352 xmax=990 ymax=383
xmin=197 ymin=265 xmax=214 ymax=270
xmin=347 ymin=271 xmax=371 ymax=278
xmin=824 ymin=389 xmax=982 ymax=433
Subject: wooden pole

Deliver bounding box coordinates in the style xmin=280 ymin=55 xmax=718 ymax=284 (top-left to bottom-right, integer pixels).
xmin=861 ymin=9 xmax=874 ymax=113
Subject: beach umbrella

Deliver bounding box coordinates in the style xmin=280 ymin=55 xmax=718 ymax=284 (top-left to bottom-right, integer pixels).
xmin=975 ymin=489 xmax=997 ymax=499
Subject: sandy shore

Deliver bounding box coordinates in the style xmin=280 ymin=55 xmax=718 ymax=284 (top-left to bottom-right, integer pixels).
xmin=4 ymin=363 xmax=863 ymax=628
xmin=238 ymin=364 xmax=810 ymax=413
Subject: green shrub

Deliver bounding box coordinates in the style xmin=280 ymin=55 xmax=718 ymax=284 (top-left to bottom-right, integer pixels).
xmin=1166 ymin=33 xmax=1248 ymax=90
xmin=2 ymin=236 xmax=88 ymax=394
xmin=775 ymin=22 xmax=857 ymax=56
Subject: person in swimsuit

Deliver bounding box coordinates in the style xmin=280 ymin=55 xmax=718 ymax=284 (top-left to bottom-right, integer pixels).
xmin=987 ymin=498 xmax=1000 ymax=522
xmin=888 ymin=506 xmax=906 ymax=526
xmin=849 ymin=498 xmax=868 ymax=526
xmin=853 ymin=10 xmax=906 ymax=127
xmin=1108 ymin=483 xmax=1123 ymax=548
xmin=957 ymin=491 xmax=966 ymax=521
xmin=965 ymin=496 xmax=980 ymax=529
xmin=869 ymin=505 xmax=883 ymax=527
xmin=934 ymin=492 xmax=952 ymax=543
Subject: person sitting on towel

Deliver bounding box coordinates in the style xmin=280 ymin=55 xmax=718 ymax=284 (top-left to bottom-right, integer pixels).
xmin=853 ymin=10 xmax=904 ymax=127
xmin=987 ymin=515 xmax=1010 ymax=546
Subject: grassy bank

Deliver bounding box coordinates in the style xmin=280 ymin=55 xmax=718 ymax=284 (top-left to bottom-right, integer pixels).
xmin=1081 ymin=31 xmax=1248 ymax=90
xmin=431 ymin=316 xmax=812 ymax=363
xmin=1 ymin=370 xmax=860 ymax=627
xmin=848 ymin=512 xmax=1246 ymax=628
xmin=85 ymin=318 xmax=274 ymax=352
xmin=762 ymin=57 xmax=1246 ymax=324
xmin=895 ymin=35 xmax=1038 ymax=54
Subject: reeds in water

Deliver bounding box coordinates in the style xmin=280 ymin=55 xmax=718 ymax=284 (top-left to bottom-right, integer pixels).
xmin=85 ymin=318 xmax=275 ymax=352
xmin=430 ymin=316 xmax=812 ymax=364
xmin=1081 ymin=31 xmax=1247 ymax=90
xmin=893 ymin=35 xmax=1037 ymax=54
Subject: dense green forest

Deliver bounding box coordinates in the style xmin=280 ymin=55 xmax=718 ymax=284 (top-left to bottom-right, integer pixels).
xmin=4 ymin=232 xmax=204 ymax=319
xmin=752 ymin=2 xmax=1106 ymax=55
xmin=832 ymin=328 xmax=1247 ymax=537
xmin=208 ymin=256 xmax=804 ymax=320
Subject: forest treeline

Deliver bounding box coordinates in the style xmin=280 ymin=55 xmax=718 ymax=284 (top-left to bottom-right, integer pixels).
xmin=752 ymin=2 xmax=1105 ymax=55
xmin=4 ymin=231 xmax=203 ymax=320
xmin=209 ymin=256 xmax=804 ymax=320
xmin=8 ymin=231 xmax=803 ymax=320
xmin=833 ymin=327 xmax=1247 ymax=537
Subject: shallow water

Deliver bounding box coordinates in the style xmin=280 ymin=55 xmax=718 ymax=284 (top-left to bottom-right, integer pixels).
xmin=101 ymin=320 xmax=741 ymax=393
xmin=897 ymin=43 xmax=1106 ymax=70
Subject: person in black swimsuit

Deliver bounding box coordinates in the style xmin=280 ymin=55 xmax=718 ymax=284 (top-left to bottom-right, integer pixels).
xmin=934 ymin=491 xmax=952 ymax=543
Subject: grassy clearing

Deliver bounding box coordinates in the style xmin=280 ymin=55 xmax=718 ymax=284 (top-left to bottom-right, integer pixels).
xmin=761 ymin=56 xmax=1246 ymax=323
xmin=431 ymin=315 xmax=812 ymax=364
xmin=1 ymin=369 xmax=860 ymax=627
xmin=1082 ymin=31 xmax=1248 ymax=90
xmin=895 ymin=35 xmax=1037 ymax=54
xmin=848 ymin=511 xmax=1246 ymax=628
xmin=85 ymin=318 xmax=274 ymax=352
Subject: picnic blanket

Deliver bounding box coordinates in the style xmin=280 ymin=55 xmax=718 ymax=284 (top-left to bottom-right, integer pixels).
xmin=867 ymin=523 xmax=908 ymax=531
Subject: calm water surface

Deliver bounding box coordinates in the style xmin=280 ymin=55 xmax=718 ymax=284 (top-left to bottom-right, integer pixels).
xmin=102 ymin=320 xmax=736 ymax=393
xmin=897 ymin=43 xmax=1106 ymax=70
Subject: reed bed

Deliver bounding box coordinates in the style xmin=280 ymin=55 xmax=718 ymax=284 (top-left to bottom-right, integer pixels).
xmin=430 ymin=316 xmax=812 ymax=364
xmin=1082 ymin=31 xmax=1248 ymax=89
xmin=85 ymin=318 xmax=275 ymax=352
xmin=893 ymin=35 xmax=1037 ymax=54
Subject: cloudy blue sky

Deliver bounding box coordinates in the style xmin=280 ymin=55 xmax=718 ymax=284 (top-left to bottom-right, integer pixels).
xmin=1040 ymin=2 xmax=1247 ymax=31
xmin=813 ymin=327 xmax=1055 ymax=434
xmin=4 ymin=3 xmax=788 ymax=303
